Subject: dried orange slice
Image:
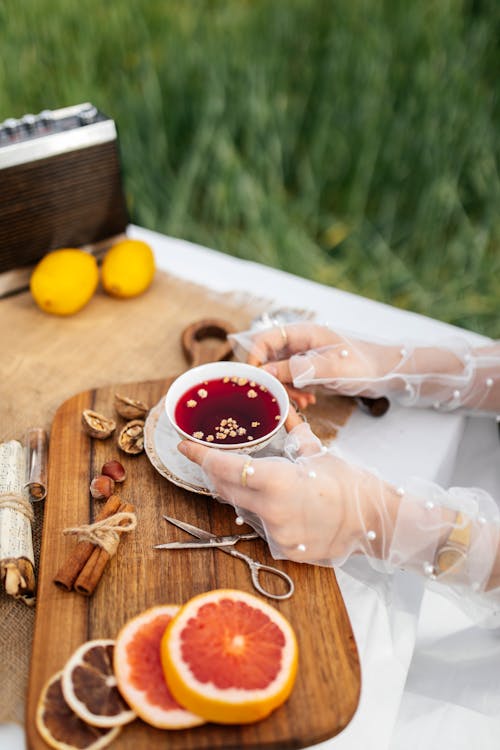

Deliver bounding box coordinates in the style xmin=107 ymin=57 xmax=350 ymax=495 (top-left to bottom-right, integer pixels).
xmin=61 ymin=639 xmax=136 ymax=728
xmin=36 ymin=671 xmax=121 ymax=750
xmin=161 ymin=589 xmax=299 ymax=724
xmin=113 ymin=604 xmax=205 ymax=729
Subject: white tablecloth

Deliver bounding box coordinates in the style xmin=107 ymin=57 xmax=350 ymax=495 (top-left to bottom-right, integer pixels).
xmin=133 ymin=227 xmax=500 ymax=750
xmin=5 ymin=227 xmax=499 ymax=749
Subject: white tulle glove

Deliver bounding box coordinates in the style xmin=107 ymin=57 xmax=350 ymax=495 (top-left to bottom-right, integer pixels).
xmin=230 ymin=323 xmax=500 ymax=414
xmin=178 ymin=421 xmax=500 ymax=627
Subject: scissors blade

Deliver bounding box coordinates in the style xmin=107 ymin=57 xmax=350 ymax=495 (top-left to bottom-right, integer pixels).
xmin=162 ymin=515 xmax=215 ymax=541
xmin=154 ymin=539 xmax=237 ymax=550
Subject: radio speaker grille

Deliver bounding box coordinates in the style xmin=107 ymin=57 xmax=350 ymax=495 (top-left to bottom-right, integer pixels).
xmin=0 ymin=140 xmax=129 ymax=274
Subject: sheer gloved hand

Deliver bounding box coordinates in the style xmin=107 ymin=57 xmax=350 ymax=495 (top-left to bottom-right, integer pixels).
xmin=180 ymin=417 xmax=394 ymax=565
xmin=179 ymin=417 xmax=500 ymax=626
xmin=230 ymin=322 xmax=500 ymax=414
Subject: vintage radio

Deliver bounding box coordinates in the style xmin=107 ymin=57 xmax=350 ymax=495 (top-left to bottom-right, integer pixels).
xmin=0 ymin=103 xmax=129 ymax=293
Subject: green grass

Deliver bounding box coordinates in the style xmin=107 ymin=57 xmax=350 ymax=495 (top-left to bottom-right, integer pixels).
xmin=2 ymin=0 xmax=500 ymax=336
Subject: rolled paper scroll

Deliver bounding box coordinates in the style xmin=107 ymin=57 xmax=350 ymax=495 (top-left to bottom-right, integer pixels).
xmin=0 ymin=440 xmax=36 ymax=605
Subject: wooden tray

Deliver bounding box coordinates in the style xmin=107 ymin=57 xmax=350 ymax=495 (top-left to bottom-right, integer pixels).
xmin=26 ymin=375 xmax=361 ymax=749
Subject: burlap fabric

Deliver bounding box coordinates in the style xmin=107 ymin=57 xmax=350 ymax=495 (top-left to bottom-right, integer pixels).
xmin=0 ymin=269 xmax=353 ymax=726
xmin=0 ymin=270 xmax=268 ymax=725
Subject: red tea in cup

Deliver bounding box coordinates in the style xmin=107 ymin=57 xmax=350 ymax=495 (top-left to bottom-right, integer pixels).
xmin=175 ymin=376 xmax=281 ymax=445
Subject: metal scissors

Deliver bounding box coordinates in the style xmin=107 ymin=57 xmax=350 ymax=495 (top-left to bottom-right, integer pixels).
xmin=154 ymin=515 xmax=294 ymax=601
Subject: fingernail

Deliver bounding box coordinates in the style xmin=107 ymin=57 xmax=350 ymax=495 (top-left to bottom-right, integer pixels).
xmin=263 ymin=363 xmax=278 ymax=376
xmin=177 ymin=441 xmax=189 ymax=456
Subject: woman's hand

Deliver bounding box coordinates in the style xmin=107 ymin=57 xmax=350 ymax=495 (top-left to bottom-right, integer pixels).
xmin=177 ymin=423 xmax=500 ymax=624
xmin=231 ymin=322 xmax=402 ymax=408
xmin=177 ymin=415 xmax=392 ymax=564
xmin=233 ymin=322 xmax=500 ymax=412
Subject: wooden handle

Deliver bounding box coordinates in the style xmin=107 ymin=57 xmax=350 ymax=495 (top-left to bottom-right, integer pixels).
xmin=181 ymin=318 xmax=237 ymax=367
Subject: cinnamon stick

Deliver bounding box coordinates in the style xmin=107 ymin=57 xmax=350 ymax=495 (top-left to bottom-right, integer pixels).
xmin=53 ymin=494 xmax=121 ymax=591
xmin=74 ymin=502 xmax=135 ymax=596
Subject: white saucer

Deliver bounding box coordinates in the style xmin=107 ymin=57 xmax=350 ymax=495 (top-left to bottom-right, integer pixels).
xmin=144 ymin=397 xmax=287 ymax=495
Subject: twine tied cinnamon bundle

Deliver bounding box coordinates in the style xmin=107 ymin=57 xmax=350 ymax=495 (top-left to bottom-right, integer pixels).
xmin=63 ymin=510 xmax=137 ymax=556
xmin=53 ymin=496 xmax=136 ymax=596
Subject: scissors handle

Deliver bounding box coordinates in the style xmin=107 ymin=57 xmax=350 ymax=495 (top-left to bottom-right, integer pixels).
xmin=227 ymin=549 xmax=294 ymax=600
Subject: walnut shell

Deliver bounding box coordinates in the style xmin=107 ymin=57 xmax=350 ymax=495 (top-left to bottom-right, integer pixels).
xmin=118 ymin=419 xmax=145 ymax=454
xmin=114 ymin=393 xmax=149 ymax=420
xmin=82 ymin=410 xmax=116 ymax=439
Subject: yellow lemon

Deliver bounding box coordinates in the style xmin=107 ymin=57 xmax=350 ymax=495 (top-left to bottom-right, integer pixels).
xmin=30 ymin=249 xmax=99 ymax=316
xmin=101 ymin=239 xmax=155 ymax=299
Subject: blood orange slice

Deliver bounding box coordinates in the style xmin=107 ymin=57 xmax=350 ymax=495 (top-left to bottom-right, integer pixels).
xmin=161 ymin=589 xmax=299 ymax=724
xmin=36 ymin=671 xmax=121 ymax=750
xmin=61 ymin=639 xmax=136 ymax=728
xmin=113 ymin=604 xmax=205 ymax=729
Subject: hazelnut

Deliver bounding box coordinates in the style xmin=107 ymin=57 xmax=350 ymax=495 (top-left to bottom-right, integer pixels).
xmin=90 ymin=474 xmax=115 ymax=500
xmin=101 ymin=459 xmax=127 ymax=483
xmin=118 ymin=420 xmax=145 ymax=455
xmin=114 ymin=393 xmax=149 ymax=420
xmin=82 ymin=410 xmax=116 ymax=439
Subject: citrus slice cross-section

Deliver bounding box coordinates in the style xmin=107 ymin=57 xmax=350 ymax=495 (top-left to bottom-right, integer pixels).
xmin=161 ymin=589 xmax=299 ymax=724
xmin=61 ymin=639 xmax=136 ymax=728
xmin=36 ymin=671 xmax=121 ymax=750
xmin=113 ymin=604 xmax=205 ymax=729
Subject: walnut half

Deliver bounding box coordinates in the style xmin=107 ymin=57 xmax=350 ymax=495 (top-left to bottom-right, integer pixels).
xmin=114 ymin=393 xmax=149 ymax=420
xmin=118 ymin=420 xmax=145 ymax=454
xmin=82 ymin=410 xmax=116 ymax=439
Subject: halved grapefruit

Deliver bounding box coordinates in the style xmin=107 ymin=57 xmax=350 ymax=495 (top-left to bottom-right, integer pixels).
xmin=160 ymin=589 xmax=299 ymax=724
xmin=113 ymin=604 xmax=205 ymax=729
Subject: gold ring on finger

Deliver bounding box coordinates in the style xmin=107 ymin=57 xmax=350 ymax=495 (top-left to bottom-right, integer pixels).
xmin=241 ymin=458 xmax=255 ymax=487
xmin=279 ymin=325 xmax=288 ymax=347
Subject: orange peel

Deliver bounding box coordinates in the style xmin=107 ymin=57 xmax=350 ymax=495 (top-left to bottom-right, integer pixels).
xmin=161 ymin=589 xmax=298 ymax=724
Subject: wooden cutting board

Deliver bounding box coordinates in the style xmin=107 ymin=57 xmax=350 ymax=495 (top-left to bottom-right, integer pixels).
xmin=26 ymin=369 xmax=361 ymax=749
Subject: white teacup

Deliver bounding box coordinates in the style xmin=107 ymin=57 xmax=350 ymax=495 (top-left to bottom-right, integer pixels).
xmin=164 ymin=362 xmax=289 ymax=452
